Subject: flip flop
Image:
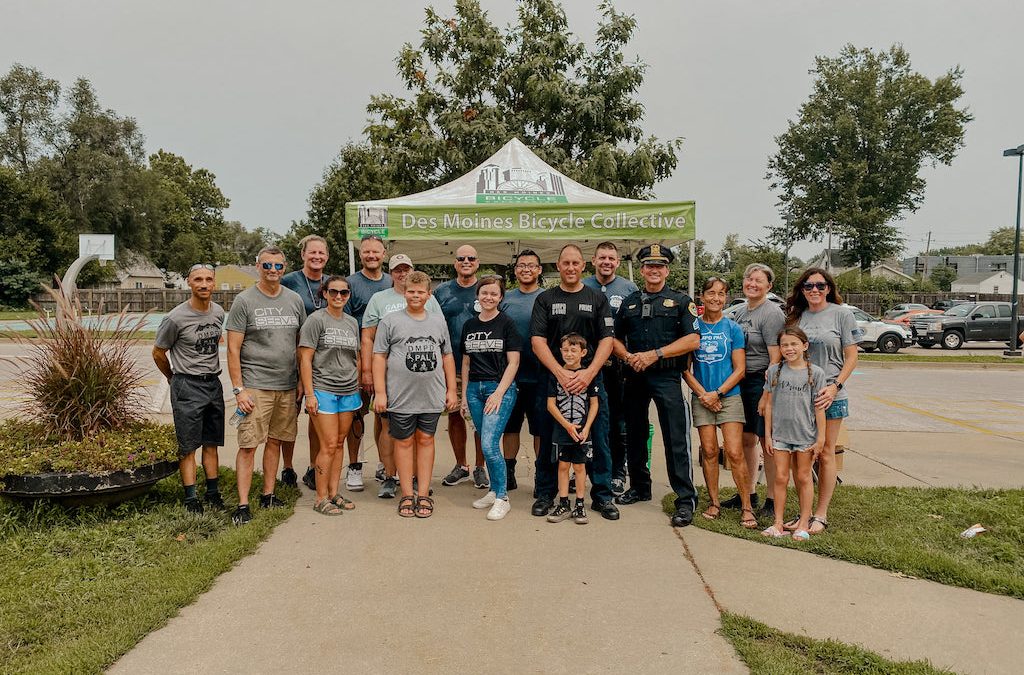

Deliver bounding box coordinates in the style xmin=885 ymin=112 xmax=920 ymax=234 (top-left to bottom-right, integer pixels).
xmin=792 ymin=529 xmax=810 ymax=541
xmin=808 ymin=516 xmax=829 ymax=534
xmin=761 ymin=525 xmax=787 ymax=538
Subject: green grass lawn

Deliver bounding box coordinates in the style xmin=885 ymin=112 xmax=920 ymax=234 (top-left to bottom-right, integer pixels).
xmin=0 ymin=470 xmax=297 ymax=674
xmin=664 ymin=485 xmax=1024 ymax=599
xmin=719 ymin=612 xmax=952 ymax=674
xmin=0 ymin=310 xmax=34 ymax=321
xmin=859 ymin=353 xmax=1022 ymax=364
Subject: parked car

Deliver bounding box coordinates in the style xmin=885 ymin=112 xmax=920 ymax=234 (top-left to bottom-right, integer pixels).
xmin=884 ymin=307 xmax=943 ymax=326
xmin=911 ymin=301 xmax=1017 ymax=349
xmin=723 ymin=292 xmax=784 ymax=318
xmin=931 ymin=298 xmax=971 ymax=312
xmin=883 ymin=303 xmax=931 ymax=320
xmin=845 ymin=305 xmax=911 ymax=353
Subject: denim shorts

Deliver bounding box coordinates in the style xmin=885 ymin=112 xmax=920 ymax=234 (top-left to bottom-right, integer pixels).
xmin=773 ymin=441 xmax=811 ymax=453
xmin=313 ymin=390 xmax=362 ymax=414
xmin=825 ymin=398 xmax=849 ymax=420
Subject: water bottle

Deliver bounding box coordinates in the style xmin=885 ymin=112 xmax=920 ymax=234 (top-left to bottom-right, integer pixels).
xmin=228 ymin=407 xmax=247 ymax=427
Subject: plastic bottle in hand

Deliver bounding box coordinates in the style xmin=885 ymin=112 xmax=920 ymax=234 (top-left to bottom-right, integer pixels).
xmin=228 ymin=407 xmax=247 ymax=427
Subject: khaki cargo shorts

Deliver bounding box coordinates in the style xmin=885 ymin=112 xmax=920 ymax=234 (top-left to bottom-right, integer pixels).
xmin=237 ymin=388 xmax=299 ymax=448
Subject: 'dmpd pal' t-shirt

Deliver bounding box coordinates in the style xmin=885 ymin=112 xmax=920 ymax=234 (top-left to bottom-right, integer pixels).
xmin=373 ymin=310 xmax=452 ymax=414
xmin=530 ymin=285 xmax=614 ymax=369
xmin=460 ymin=312 xmax=522 ymax=382
xmin=298 ymin=309 xmax=360 ymax=394
xmin=692 ymin=317 xmax=746 ymax=397
xmin=155 ymin=301 xmax=225 ymax=376
xmin=225 ymin=285 xmax=305 ymax=390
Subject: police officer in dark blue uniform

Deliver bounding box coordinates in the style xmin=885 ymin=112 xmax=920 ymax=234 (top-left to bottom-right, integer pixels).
xmin=612 ymin=244 xmax=701 ymax=526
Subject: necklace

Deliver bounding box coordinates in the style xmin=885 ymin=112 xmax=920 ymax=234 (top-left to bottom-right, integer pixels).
xmin=304 ymin=273 xmax=324 ymax=309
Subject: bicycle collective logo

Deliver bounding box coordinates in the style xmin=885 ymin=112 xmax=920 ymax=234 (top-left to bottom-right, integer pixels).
xmin=475 ymin=163 xmax=568 ymax=204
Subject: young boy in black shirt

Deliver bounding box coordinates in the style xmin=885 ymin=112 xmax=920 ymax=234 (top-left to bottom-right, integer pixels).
xmin=546 ymin=333 xmax=599 ymax=525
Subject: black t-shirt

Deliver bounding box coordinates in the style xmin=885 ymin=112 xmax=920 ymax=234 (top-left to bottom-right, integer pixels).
xmin=530 ymin=285 xmax=614 ymax=368
xmin=546 ymin=372 xmax=599 ymax=444
xmin=460 ymin=312 xmax=522 ymax=382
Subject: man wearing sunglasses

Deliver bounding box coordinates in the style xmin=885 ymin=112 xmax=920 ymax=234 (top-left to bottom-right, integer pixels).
xmin=152 ymin=263 xmax=226 ymax=514
xmin=434 ymin=244 xmax=487 ymax=489
xmin=225 ymin=246 xmax=306 ymax=525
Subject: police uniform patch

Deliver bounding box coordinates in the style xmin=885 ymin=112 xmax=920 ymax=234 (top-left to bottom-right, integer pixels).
xmin=687 ymin=302 xmax=697 ymax=316
xmin=627 ymin=304 xmax=637 ymax=309
xmin=663 ymin=299 xmax=675 ymax=307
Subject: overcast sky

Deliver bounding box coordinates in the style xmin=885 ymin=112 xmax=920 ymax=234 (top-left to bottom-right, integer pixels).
xmin=3 ymin=0 xmax=1021 ymax=260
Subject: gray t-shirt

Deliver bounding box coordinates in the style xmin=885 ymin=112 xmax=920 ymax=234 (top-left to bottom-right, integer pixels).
xmin=583 ymin=275 xmax=639 ymax=315
xmin=798 ymin=303 xmax=862 ymax=401
xmin=299 ymin=310 xmax=360 ymax=394
xmin=225 ymin=285 xmax=306 ymax=390
xmin=373 ymin=310 xmax=452 ymax=414
xmin=732 ymin=300 xmax=786 ymax=374
xmin=764 ymin=363 xmax=827 ymax=448
xmin=362 ymin=288 xmax=442 ymax=328
xmin=155 ymin=301 xmax=225 ymax=376
xmin=345 ymin=270 xmax=392 ymax=327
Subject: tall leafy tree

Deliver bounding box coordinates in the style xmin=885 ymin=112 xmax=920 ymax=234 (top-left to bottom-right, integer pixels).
xmin=767 ymin=45 xmax=972 ymax=270
xmin=305 ymin=0 xmax=681 ymax=265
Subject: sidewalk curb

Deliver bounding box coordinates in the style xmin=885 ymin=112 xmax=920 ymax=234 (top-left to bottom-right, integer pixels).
xmin=857 ymin=359 xmax=1023 ymax=371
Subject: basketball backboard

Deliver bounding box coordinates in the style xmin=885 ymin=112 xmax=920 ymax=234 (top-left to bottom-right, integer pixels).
xmin=79 ymin=234 xmax=115 ymax=261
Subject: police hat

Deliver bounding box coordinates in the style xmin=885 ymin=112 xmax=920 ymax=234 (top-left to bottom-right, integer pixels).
xmin=637 ymin=244 xmax=674 ymax=266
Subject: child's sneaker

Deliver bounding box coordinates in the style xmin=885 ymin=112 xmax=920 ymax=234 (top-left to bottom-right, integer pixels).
xmin=546 ymin=501 xmax=572 ymax=523
xmin=487 ymin=497 xmax=511 ymax=521
xmin=572 ymin=500 xmax=589 ymax=525
xmin=442 ymin=465 xmax=470 ymax=486
xmin=473 ymin=491 xmax=497 ymax=509
xmin=231 ymin=505 xmax=252 ymax=526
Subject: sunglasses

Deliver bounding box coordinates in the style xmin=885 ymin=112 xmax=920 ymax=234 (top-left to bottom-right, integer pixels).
xmin=326 ymin=288 xmax=351 ymax=297
xmin=260 ymin=262 xmax=285 ymax=271
xmin=361 ymin=235 xmax=384 ymax=243
xmin=188 ymin=263 xmax=215 ymax=273
xmin=802 ymin=281 xmax=829 ymax=291
xmin=456 ymin=256 xmax=478 ymax=262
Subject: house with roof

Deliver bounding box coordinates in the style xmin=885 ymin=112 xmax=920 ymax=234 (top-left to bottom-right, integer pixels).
xmin=950 ymin=271 xmax=1024 ymax=295
xmin=214 ymin=265 xmax=259 ymax=290
xmin=100 ymin=250 xmax=166 ymax=289
xmin=805 ymin=250 xmax=915 ymax=283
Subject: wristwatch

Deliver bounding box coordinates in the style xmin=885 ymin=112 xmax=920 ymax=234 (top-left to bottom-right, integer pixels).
xmin=232 ymin=386 xmax=245 ymax=396
xmin=655 ymin=347 xmax=664 ymax=359
xmin=834 ymin=382 xmax=844 ymax=391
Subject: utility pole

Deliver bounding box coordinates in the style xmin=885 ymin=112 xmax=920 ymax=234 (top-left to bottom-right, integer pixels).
xmin=923 ymin=231 xmax=932 ymax=277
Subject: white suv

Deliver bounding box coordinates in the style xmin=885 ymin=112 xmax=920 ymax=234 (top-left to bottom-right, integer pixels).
xmin=845 ymin=305 xmax=911 ymax=353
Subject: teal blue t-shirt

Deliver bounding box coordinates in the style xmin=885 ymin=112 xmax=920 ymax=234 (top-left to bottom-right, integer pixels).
xmin=692 ymin=317 xmax=746 ymax=397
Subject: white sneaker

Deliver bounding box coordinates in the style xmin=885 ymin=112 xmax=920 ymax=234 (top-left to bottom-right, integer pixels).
xmin=487 ymin=497 xmax=511 ymax=520
xmin=346 ymin=463 xmax=364 ymax=492
xmin=473 ymin=491 xmax=497 ymax=509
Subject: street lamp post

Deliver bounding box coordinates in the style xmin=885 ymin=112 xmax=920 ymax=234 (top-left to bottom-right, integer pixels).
xmin=1003 ymin=144 xmax=1024 ymax=357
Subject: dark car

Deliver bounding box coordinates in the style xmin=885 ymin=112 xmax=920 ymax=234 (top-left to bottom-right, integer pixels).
xmin=931 ymin=298 xmax=971 ymax=312
xmin=911 ymin=302 xmax=1017 ymax=349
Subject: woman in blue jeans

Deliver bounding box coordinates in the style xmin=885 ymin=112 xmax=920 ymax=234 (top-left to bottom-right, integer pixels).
xmin=460 ymin=275 xmax=521 ymax=520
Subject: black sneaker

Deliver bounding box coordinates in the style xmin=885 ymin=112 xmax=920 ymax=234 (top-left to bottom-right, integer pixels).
xmin=531 ymin=497 xmax=553 ymax=517
xmin=749 ymin=493 xmax=761 ymax=509
xmin=301 ymin=467 xmax=316 ymax=491
xmin=671 ymin=508 xmax=693 ymax=527
xmin=572 ymin=501 xmax=589 ymax=525
xmin=184 ymin=497 xmax=204 ymax=514
xmin=757 ymin=497 xmax=775 ymax=520
xmin=259 ymin=493 xmax=286 ymax=509
xmin=546 ymin=502 xmax=572 ymax=523
xmin=720 ymin=492 xmax=743 ymax=509
xmin=280 ymin=467 xmax=298 ymax=487
xmin=203 ymin=492 xmax=225 ymax=510
xmin=506 ymin=473 xmax=518 ymax=491
xmin=231 ymin=505 xmax=252 ymax=526
xmin=591 ymin=500 xmax=621 ymax=521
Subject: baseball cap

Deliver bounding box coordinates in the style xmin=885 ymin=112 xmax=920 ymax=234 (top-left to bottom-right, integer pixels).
xmin=389 ymin=254 xmax=414 ymax=270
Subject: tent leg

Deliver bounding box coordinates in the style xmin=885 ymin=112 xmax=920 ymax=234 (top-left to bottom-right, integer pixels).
xmin=348 ymin=241 xmax=356 ymax=275
xmin=688 ymin=240 xmax=695 ymax=298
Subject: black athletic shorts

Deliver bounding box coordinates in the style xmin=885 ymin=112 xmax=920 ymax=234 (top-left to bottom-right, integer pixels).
xmin=553 ymin=441 xmax=593 ymax=464
xmin=170 ymin=374 xmax=225 ymax=456
xmin=388 ymin=412 xmax=441 ymax=440
xmin=504 ymin=380 xmax=541 ymax=436
xmin=739 ymin=371 xmax=767 ymax=436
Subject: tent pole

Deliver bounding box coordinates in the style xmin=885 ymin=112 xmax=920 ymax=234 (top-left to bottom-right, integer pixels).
xmin=688 ymin=240 xmax=695 ymax=298
xmin=348 ymin=241 xmax=356 ymax=275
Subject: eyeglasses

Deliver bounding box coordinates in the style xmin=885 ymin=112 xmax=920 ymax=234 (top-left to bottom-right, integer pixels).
xmin=188 ymin=263 xmax=215 ymax=273
xmin=802 ymin=281 xmax=828 ymax=291
xmin=326 ymin=288 xmax=351 ymax=297
xmin=456 ymin=256 xmax=478 ymax=262
xmin=260 ymin=262 xmax=285 ymax=271
xmin=515 ymin=263 xmax=539 ymax=270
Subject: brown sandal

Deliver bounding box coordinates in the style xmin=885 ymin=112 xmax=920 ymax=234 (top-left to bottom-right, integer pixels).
xmin=740 ymin=508 xmax=759 ymax=529
xmin=330 ymin=494 xmax=355 ymax=510
xmin=398 ymin=495 xmax=416 ymax=518
xmin=701 ymin=503 xmax=721 ymax=520
xmin=415 ymin=495 xmax=435 ymax=518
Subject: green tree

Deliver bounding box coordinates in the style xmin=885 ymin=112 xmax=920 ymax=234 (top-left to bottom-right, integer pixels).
xmin=930 ymin=264 xmax=957 ymax=291
xmin=767 ymin=45 xmax=972 ymax=270
xmin=931 ymin=227 xmax=1023 ymax=255
xmin=304 ymin=0 xmax=681 ymax=261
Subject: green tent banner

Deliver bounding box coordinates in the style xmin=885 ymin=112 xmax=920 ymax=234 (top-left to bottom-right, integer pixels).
xmin=345 ymin=201 xmax=696 ymax=242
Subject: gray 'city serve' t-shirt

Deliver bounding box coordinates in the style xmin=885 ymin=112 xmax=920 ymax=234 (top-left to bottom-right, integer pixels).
xmin=764 ymin=362 xmax=827 ymax=448
xmin=582 ymin=274 xmax=639 ymax=314
xmin=732 ymin=300 xmax=786 ymax=374
xmin=155 ymin=301 xmax=225 ymax=376
xmin=299 ymin=309 xmax=360 ymax=394
xmin=798 ymin=303 xmax=862 ymax=401
xmin=225 ymin=285 xmax=306 ymax=390
xmin=373 ymin=310 xmax=452 ymax=414
xmin=361 ymin=288 xmax=442 ymax=328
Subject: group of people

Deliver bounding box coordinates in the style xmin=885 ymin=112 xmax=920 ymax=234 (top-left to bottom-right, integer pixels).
xmin=153 ymin=234 xmax=860 ymax=536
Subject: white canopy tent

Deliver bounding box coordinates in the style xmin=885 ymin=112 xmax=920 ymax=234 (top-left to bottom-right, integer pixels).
xmin=344 ymin=138 xmax=696 ymax=290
